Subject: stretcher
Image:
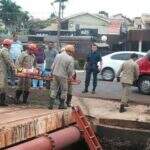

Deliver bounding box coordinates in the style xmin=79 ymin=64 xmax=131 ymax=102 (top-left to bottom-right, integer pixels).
xmin=15 ymin=68 xmax=81 ymax=85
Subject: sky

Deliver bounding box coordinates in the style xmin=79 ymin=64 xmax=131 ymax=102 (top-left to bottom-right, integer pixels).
xmin=13 ymin=0 xmax=150 ymax=20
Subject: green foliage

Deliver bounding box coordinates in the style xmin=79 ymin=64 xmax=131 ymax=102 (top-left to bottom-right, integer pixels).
xmin=27 ymin=19 xmax=50 ymax=32
xmin=77 ymin=59 xmax=85 ymax=70
xmin=0 ymin=0 xmax=30 ymax=32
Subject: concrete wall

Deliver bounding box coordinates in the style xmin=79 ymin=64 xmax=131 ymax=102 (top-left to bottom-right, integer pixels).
xmin=68 ymin=14 xmax=108 ymax=34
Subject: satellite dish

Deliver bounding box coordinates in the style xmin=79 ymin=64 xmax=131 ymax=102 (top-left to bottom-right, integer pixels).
xmin=101 ymin=35 xmax=107 ymax=42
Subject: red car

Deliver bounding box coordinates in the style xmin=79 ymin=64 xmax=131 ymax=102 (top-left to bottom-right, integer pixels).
xmin=136 ymin=56 xmax=150 ymax=95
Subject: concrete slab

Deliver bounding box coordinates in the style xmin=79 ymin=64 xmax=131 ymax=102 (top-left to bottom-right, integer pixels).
xmin=72 ymin=96 xmax=150 ymax=129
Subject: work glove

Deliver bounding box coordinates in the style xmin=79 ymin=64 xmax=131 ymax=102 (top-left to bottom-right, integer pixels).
xmin=72 ymin=72 xmax=77 ymax=80
xmin=113 ymin=77 xmax=120 ymax=82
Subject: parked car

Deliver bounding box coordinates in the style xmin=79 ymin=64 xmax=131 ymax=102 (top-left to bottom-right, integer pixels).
xmin=98 ymin=51 xmax=146 ymax=81
xmin=135 ymin=56 xmax=150 ymax=95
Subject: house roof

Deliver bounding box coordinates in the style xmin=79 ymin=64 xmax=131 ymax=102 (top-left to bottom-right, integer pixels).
xmin=61 ymin=12 xmax=109 ymax=23
xmin=112 ymin=14 xmax=133 ymax=24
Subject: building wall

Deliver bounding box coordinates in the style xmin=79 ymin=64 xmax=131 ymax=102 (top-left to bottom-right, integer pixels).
xmin=67 ymin=14 xmax=108 ymax=34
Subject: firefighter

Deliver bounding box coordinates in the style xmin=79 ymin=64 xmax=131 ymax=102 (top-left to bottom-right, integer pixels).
xmin=116 ymin=53 xmax=139 ymax=113
xmin=56 ymin=47 xmax=76 ymax=107
xmin=15 ymin=43 xmax=37 ymax=104
xmin=0 ymin=39 xmax=15 ymax=106
xmin=49 ymin=45 xmax=75 ymax=109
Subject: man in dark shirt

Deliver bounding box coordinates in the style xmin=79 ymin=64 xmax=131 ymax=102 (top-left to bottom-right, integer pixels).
xmin=82 ymin=44 xmax=102 ymax=94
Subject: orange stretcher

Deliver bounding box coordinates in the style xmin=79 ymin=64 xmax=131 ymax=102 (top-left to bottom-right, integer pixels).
xmin=15 ymin=69 xmax=81 ymax=85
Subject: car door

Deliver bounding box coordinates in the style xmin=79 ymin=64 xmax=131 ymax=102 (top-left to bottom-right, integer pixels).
xmin=110 ymin=53 xmax=131 ymax=73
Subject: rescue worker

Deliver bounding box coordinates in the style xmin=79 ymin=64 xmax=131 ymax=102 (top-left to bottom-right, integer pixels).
xmin=0 ymin=39 xmax=15 ymax=106
xmin=82 ymin=44 xmax=102 ymax=94
xmin=49 ymin=45 xmax=75 ymax=109
xmin=56 ymin=47 xmax=76 ymax=107
xmin=15 ymin=43 xmax=37 ymax=104
xmin=116 ymin=53 xmax=139 ymax=113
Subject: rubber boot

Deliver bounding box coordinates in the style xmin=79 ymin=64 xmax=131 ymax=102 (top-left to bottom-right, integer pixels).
xmin=119 ymin=104 xmax=126 ymax=113
xmin=66 ymin=94 xmax=72 ymax=107
xmin=48 ymin=97 xmax=55 ymax=109
xmin=0 ymin=93 xmax=8 ymax=106
xmin=59 ymin=99 xmax=67 ymax=109
xmin=82 ymin=87 xmax=88 ymax=93
xmin=15 ymin=90 xmax=22 ymax=104
xmin=23 ymin=91 xmax=29 ymax=104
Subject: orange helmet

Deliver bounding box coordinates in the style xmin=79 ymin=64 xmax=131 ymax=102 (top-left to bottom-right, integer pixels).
xmin=2 ymin=39 xmax=13 ymax=46
xmin=27 ymin=43 xmax=37 ymax=51
xmin=64 ymin=45 xmax=75 ymax=53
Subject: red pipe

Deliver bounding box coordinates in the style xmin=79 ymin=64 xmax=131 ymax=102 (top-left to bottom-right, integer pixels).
xmin=49 ymin=126 xmax=80 ymax=149
xmin=7 ymin=126 xmax=81 ymax=150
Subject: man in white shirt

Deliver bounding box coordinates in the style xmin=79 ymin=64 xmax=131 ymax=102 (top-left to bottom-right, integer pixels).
xmin=10 ymin=34 xmax=23 ymax=86
xmin=10 ymin=34 xmax=23 ymax=62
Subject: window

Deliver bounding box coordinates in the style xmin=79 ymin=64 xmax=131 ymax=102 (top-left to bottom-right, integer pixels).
xmin=111 ymin=53 xmax=144 ymax=61
xmin=111 ymin=53 xmax=131 ymax=60
xmin=137 ymin=54 xmax=144 ymax=58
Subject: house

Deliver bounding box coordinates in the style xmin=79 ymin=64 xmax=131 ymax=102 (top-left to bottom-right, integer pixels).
xmin=134 ymin=17 xmax=142 ymax=29
xmin=134 ymin=14 xmax=150 ymax=29
xmin=36 ymin=12 xmax=109 ymax=36
xmin=128 ymin=14 xmax=150 ymax=52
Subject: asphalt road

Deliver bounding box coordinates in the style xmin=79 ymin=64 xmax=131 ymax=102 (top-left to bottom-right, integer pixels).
xmin=73 ymin=71 xmax=150 ymax=105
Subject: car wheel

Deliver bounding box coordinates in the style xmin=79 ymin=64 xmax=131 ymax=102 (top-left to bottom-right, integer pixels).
xmin=138 ymin=76 xmax=150 ymax=95
xmin=102 ymin=68 xmax=115 ymax=81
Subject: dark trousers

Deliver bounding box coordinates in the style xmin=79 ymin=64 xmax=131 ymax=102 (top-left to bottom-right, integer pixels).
xmin=10 ymin=59 xmax=16 ymax=86
xmin=85 ymin=69 xmax=98 ymax=91
xmin=45 ymin=69 xmax=51 ymax=89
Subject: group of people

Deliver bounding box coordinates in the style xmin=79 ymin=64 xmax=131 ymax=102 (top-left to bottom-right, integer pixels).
xmin=0 ymin=36 xmax=75 ymax=110
xmin=1 ymin=36 xmax=149 ymax=112
xmin=0 ymin=39 xmax=36 ymax=106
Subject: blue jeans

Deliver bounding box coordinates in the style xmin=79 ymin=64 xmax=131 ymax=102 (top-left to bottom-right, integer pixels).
xmin=32 ymin=63 xmax=44 ymax=88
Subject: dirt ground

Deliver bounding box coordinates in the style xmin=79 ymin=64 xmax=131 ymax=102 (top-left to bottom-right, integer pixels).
xmin=5 ymin=87 xmax=52 ymax=107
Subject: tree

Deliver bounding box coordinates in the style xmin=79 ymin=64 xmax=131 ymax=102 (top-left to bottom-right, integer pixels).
xmin=27 ymin=19 xmax=50 ymax=34
xmin=50 ymin=12 xmax=56 ymax=19
xmin=0 ymin=0 xmax=30 ymax=32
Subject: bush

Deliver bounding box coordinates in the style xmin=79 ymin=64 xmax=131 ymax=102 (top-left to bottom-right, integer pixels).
xmin=76 ymin=59 xmax=85 ymax=70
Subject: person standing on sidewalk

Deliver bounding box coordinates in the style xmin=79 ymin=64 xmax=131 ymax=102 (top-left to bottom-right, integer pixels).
xmin=32 ymin=43 xmax=45 ymax=89
xmin=116 ymin=53 xmax=139 ymax=113
xmin=82 ymin=44 xmax=102 ymax=94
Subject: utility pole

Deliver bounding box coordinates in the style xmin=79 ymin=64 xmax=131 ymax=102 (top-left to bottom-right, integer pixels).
xmin=57 ymin=0 xmax=62 ymax=51
xmin=53 ymin=0 xmax=67 ymax=51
